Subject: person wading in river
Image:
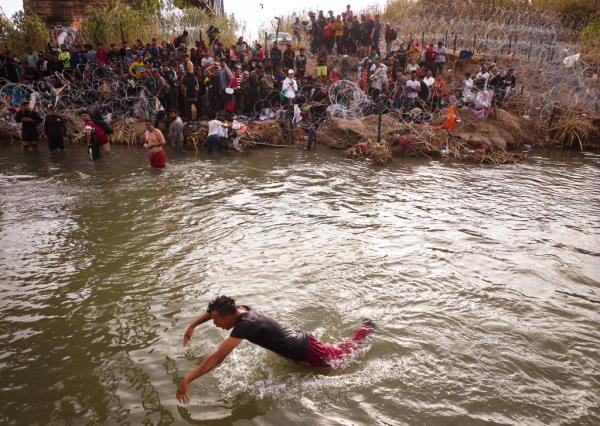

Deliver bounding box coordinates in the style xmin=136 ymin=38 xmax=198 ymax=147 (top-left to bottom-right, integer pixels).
xmin=143 ymin=119 xmax=166 ymax=168
xmin=176 ymin=296 xmax=375 ymax=403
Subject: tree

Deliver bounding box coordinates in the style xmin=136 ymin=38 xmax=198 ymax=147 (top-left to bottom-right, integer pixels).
xmin=0 ymin=11 xmax=50 ymax=55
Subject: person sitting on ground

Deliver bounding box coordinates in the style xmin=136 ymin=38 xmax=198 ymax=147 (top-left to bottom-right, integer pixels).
xmin=461 ymin=72 xmax=474 ymax=105
xmin=176 ymin=296 xmax=375 ymax=403
xmin=475 ymin=65 xmax=490 ymax=89
xmin=498 ymin=68 xmax=516 ymax=105
xmin=143 ymin=119 xmax=166 ymax=168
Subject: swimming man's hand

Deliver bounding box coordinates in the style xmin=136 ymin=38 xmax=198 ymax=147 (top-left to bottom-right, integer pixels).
xmin=183 ymin=326 xmax=194 ymax=346
xmin=176 ymin=379 xmax=190 ymax=404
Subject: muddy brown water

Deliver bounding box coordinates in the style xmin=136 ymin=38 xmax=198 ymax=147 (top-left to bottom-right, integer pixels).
xmin=0 ymin=144 xmax=599 ymax=425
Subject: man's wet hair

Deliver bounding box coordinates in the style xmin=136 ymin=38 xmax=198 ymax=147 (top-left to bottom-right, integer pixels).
xmin=207 ymin=296 xmax=237 ymax=316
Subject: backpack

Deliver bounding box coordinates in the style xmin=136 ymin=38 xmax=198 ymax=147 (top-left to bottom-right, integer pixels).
xmin=391 ymin=29 xmax=397 ymax=40
xmin=94 ymin=118 xmax=113 ymax=135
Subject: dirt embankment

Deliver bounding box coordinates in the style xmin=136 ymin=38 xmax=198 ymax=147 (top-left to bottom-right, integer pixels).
xmin=317 ymin=107 xmax=543 ymax=164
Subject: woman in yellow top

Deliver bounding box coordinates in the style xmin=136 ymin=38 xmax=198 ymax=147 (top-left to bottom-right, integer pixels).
xmin=334 ymin=16 xmax=345 ymax=54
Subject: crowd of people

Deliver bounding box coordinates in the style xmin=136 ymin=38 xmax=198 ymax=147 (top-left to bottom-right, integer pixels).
xmin=0 ymin=4 xmax=518 ymax=168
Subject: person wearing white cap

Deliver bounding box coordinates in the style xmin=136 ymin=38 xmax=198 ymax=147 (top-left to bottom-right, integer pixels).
xmin=280 ymin=69 xmax=298 ymax=144
xmin=281 ymin=69 xmax=298 ymax=100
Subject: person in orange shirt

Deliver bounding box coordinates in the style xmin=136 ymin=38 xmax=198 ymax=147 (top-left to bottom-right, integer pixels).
xmin=431 ymin=78 xmax=447 ymax=111
xmin=323 ymin=19 xmax=335 ymax=52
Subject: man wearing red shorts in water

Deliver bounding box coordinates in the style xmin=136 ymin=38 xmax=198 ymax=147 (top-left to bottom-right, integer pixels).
xmin=176 ymin=296 xmax=375 ymax=403
xmin=143 ymin=120 xmax=166 ymax=168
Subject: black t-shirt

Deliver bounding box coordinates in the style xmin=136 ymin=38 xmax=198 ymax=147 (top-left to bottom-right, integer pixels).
xmin=230 ymin=306 xmax=309 ymax=362
xmin=270 ymin=48 xmax=282 ymax=62
xmin=363 ymin=20 xmax=375 ymax=43
xmin=15 ymin=110 xmax=42 ymax=138
xmin=295 ymin=54 xmax=307 ymax=71
xmin=44 ymin=114 xmax=65 ymax=139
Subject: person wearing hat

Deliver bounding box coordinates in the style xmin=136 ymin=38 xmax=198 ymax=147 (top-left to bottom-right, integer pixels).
xmin=369 ymin=54 xmax=387 ymax=100
xmin=282 ymin=69 xmax=298 ymax=101
xmin=281 ymin=69 xmax=298 ymax=144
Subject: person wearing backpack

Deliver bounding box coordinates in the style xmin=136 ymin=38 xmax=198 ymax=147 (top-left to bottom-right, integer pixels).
xmin=81 ymin=111 xmax=109 ymax=160
xmin=92 ymin=114 xmax=112 ymax=155
xmin=82 ymin=111 xmax=100 ymax=161
xmin=384 ymin=24 xmax=397 ymax=59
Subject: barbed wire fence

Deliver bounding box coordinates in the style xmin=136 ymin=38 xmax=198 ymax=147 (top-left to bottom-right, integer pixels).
xmin=384 ymin=2 xmax=600 ymax=123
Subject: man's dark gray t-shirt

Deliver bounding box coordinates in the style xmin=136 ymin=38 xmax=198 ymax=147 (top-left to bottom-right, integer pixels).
xmin=230 ymin=307 xmax=309 ymax=361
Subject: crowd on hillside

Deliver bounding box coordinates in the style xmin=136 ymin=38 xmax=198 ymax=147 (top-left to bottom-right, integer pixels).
xmin=0 ymin=4 xmax=517 ymax=165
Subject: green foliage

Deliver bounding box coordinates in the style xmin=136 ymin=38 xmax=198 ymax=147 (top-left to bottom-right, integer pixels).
xmin=0 ymin=12 xmax=50 ymax=55
xmin=82 ymin=0 xmax=160 ymax=45
xmin=162 ymin=7 xmax=240 ymax=47
xmin=580 ymin=13 xmax=600 ymax=48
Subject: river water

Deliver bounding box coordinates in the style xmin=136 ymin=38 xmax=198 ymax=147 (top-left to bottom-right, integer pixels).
xmin=0 ymin=144 xmax=599 ymax=425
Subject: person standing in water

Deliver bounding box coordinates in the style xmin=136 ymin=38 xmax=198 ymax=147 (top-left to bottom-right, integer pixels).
xmin=15 ymin=101 xmax=42 ymax=151
xmin=43 ymin=104 xmax=66 ymax=152
xmin=176 ymin=296 xmax=375 ymax=403
xmin=143 ymin=119 xmax=166 ymax=168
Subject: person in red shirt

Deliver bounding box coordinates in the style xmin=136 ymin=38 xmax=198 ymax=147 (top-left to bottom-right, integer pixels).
xmin=96 ymin=44 xmax=109 ymax=67
xmin=424 ymin=43 xmax=437 ymax=74
xmin=81 ymin=111 xmax=109 ymax=160
xmin=329 ymin=64 xmax=342 ymax=84
xmin=345 ymin=4 xmax=353 ymax=21
xmin=323 ymin=18 xmax=335 ymax=52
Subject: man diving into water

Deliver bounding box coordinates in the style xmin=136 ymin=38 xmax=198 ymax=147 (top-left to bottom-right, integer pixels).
xmin=176 ymin=296 xmax=375 ymax=403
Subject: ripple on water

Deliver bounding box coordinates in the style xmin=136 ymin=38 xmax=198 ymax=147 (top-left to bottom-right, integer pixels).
xmin=0 ymin=146 xmax=599 ymax=425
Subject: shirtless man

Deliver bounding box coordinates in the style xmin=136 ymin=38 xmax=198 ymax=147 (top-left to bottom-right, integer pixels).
xmin=143 ymin=119 xmax=166 ymax=168
xmin=176 ymin=296 xmax=375 ymax=403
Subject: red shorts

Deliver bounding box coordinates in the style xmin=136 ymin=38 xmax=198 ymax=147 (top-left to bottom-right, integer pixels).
xmin=149 ymin=150 xmax=166 ymax=168
xmin=303 ymin=321 xmax=374 ymax=368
